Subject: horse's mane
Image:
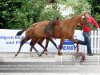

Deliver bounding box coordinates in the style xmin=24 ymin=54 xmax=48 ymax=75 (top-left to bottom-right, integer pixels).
xmin=59 ymin=16 xmax=81 ymax=27
xmin=68 ymin=15 xmax=81 ymax=21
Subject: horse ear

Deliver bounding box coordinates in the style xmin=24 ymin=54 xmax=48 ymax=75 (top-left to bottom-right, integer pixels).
xmin=82 ymin=16 xmax=85 ymax=18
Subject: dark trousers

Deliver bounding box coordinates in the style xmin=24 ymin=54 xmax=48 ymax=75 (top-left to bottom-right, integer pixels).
xmin=77 ymin=32 xmax=92 ymax=54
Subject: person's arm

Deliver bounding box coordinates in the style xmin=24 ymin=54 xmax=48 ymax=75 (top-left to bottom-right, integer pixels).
xmin=91 ymin=17 xmax=99 ymax=30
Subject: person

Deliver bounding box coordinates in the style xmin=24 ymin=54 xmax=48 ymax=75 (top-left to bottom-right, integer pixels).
xmin=77 ymin=12 xmax=100 ymax=56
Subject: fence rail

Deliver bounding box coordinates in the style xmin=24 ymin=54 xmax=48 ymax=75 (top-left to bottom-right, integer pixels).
xmin=91 ymin=30 xmax=100 ymax=54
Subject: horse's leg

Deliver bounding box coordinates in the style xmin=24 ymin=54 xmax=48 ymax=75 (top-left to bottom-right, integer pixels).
xmin=48 ymin=38 xmax=60 ymax=53
xmin=29 ymin=38 xmax=40 ymax=57
xmin=29 ymin=46 xmax=40 ymax=57
xmin=29 ymin=46 xmax=33 ymax=56
xmin=39 ymin=39 xmax=49 ymax=57
xmin=15 ymin=37 xmax=29 ymax=57
xmin=38 ymin=38 xmax=48 ymax=55
xmin=32 ymin=46 xmax=40 ymax=56
xmin=69 ymin=37 xmax=79 ymax=52
xmin=58 ymin=37 xmax=65 ymax=55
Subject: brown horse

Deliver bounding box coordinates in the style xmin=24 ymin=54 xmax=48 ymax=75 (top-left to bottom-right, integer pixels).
xmin=15 ymin=15 xmax=90 ymax=57
xmin=28 ymin=19 xmax=60 ymax=56
xmin=15 ymin=18 xmax=59 ymax=57
xmin=30 ymin=15 xmax=90 ymax=56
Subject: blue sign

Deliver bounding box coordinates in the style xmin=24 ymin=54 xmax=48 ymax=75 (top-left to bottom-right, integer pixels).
xmin=63 ymin=40 xmax=74 ymax=45
xmin=63 ymin=45 xmax=76 ymax=50
xmin=60 ymin=39 xmax=76 ymax=50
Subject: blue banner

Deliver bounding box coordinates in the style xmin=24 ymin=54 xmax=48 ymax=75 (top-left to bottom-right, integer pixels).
xmin=61 ymin=39 xmax=76 ymax=50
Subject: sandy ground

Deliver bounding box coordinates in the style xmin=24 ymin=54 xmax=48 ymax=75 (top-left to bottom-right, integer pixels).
xmin=0 ymin=52 xmax=100 ymax=75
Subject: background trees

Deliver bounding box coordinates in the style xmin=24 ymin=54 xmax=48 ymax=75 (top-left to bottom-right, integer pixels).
xmin=0 ymin=0 xmax=45 ymax=29
xmin=88 ymin=0 xmax=100 ymax=25
xmin=0 ymin=0 xmax=62 ymax=29
xmin=0 ymin=0 xmax=99 ymax=29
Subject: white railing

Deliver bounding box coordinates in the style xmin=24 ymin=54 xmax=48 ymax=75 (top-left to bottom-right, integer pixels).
xmin=91 ymin=30 xmax=100 ymax=54
xmin=79 ymin=30 xmax=100 ymax=54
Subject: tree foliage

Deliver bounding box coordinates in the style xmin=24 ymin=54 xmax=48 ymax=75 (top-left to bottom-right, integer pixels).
xmin=38 ymin=4 xmax=63 ymax=21
xmin=88 ymin=0 xmax=100 ymax=25
xmin=1 ymin=0 xmax=99 ymax=29
xmin=0 ymin=0 xmax=63 ymax=29
xmin=69 ymin=0 xmax=90 ymax=16
xmin=0 ymin=0 xmax=45 ymax=29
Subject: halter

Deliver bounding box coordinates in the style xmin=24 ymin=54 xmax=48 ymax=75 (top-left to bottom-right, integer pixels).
xmin=82 ymin=16 xmax=91 ymax=27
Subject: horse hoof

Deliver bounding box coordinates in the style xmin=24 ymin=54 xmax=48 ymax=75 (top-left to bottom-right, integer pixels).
xmin=15 ymin=54 xmax=18 ymax=57
xmin=58 ymin=52 xmax=62 ymax=56
xmin=30 ymin=54 xmax=33 ymax=56
xmin=44 ymin=51 xmax=48 ymax=55
xmin=39 ymin=53 xmax=42 ymax=57
xmin=39 ymin=54 xmax=41 ymax=57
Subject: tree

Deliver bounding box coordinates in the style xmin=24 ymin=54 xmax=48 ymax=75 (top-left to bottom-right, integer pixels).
xmin=0 ymin=0 xmax=63 ymax=29
xmin=88 ymin=0 xmax=100 ymax=24
xmin=38 ymin=3 xmax=63 ymax=21
xmin=70 ymin=0 xmax=90 ymax=16
xmin=0 ymin=0 xmax=45 ymax=29
xmin=0 ymin=0 xmax=22 ymax=28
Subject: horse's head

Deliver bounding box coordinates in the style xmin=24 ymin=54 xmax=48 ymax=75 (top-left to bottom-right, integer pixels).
xmin=54 ymin=17 xmax=60 ymax=26
xmin=47 ymin=17 xmax=60 ymax=29
xmin=79 ymin=15 xmax=91 ymax=27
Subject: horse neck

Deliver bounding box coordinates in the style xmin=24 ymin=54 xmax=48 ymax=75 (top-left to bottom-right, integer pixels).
xmin=69 ymin=16 xmax=81 ymax=29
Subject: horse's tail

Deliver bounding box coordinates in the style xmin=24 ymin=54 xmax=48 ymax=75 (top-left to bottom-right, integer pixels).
xmin=16 ymin=29 xmax=26 ymax=36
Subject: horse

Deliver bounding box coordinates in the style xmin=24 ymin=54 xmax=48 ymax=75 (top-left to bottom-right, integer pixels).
xmin=15 ymin=15 xmax=90 ymax=57
xmin=28 ymin=18 xmax=60 ymax=56
xmin=15 ymin=18 xmax=59 ymax=57
xmin=30 ymin=15 xmax=90 ymax=56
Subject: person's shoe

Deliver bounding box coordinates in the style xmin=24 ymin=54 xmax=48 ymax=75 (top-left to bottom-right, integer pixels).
xmin=87 ymin=53 xmax=93 ymax=56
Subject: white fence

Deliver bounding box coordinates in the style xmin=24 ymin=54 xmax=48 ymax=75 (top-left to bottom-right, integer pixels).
xmin=79 ymin=30 xmax=100 ymax=54
xmin=91 ymin=30 xmax=100 ymax=54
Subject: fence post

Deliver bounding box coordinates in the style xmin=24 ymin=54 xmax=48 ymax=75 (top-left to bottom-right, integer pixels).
xmin=60 ymin=56 xmax=63 ymax=65
xmin=91 ymin=30 xmax=94 ymax=53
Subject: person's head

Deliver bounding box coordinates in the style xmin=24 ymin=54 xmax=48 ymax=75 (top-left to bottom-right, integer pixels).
xmin=83 ymin=12 xmax=90 ymax=18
